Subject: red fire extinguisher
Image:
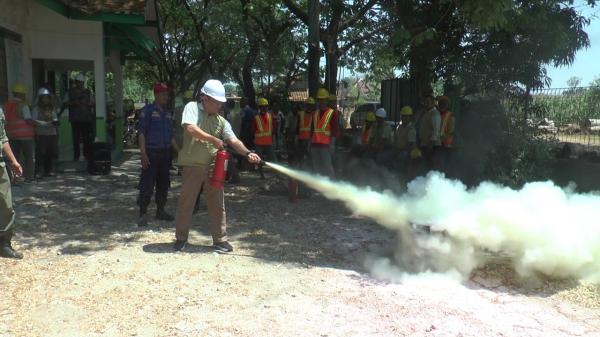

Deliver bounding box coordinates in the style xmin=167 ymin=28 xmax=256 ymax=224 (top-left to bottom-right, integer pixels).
xmin=210 ymin=150 xmax=230 ymax=189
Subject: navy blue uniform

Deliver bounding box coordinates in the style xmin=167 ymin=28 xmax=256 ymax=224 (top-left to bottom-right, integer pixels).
xmin=137 ymin=103 xmax=173 ymax=213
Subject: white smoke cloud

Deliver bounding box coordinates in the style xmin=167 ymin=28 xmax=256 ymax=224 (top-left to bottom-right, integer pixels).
xmin=267 ymin=163 xmax=600 ymax=283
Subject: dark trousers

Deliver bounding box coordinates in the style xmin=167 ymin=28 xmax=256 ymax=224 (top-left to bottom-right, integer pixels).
xmin=255 ymin=145 xmax=275 ymax=178
xmin=35 ymin=135 xmax=58 ymax=176
xmin=9 ymin=139 xmax=34 ymax=180
xmin=138 ymin=148 xmax=171 ymax=214
xmin=71 ymin=121 xmax=94 ymax=160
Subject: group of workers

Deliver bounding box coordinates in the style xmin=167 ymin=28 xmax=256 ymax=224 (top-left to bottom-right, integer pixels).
xmin=0 ymin=77 xmax=455 ymax=259
xmin=352 ymin=93 xmax=455 ymax=178
xmin=241 ymin=88 xmax=341 ymax=178
xmin=0 ymin=74 xmax=95 ymax=182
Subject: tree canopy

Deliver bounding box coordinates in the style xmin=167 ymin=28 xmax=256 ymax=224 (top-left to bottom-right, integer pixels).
xmin=122 ymin=0 xmax=598 ymax=103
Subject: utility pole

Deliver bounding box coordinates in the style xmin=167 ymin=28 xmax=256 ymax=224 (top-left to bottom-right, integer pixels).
xmin=307 ymin=0 xmax=320 ymax=98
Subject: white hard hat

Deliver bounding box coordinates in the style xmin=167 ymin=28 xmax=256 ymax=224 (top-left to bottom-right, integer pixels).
xmin=37 ymin=88 xmax=51 ymax=96
xmin=38 ymin=88 xmax=51 ymax=96
xmin=75 ymin=73 xmax=85 ymax=82
xmin=201 ymin=79 xmax=227 ymax=103
xmin=375 ymin=108 xmax=387 ymax=118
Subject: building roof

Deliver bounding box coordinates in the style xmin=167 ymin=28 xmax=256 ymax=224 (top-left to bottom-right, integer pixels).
xmin=58 ymin=0 xmax=146 ymax=15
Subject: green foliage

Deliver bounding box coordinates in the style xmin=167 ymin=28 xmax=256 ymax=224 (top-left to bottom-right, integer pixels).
xmin=369 ymin=0 xmax=595 ymax=95
xmin=485 ymin=117 xmax=560 ymax=187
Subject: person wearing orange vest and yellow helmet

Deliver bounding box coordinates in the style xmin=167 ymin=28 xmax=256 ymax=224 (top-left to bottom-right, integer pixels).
xmin=252 ymin=97 xmax=277 ymax=178
xmin=311 ymin=88 xmax=338 ymax=178
xmin=4 ymin=84 xmax=35 ymax=182
xmin=296 ymin=97 xmax=315 ymax=168
xmin=361 ymin=111 xmax=376 ymax=145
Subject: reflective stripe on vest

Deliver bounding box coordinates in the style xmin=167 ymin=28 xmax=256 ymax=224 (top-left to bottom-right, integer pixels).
xmin=311 ymin=108 xmax=334 ymax=145
xmin=298 ymin=110 xmax=312 ymax=140
xmin=440 ymin=110 xmax=454 ymax=147
xmin=4 ymin=100 xmax=34 ymax=139
xmin=254 ymin=113 xmax=273 ymax=146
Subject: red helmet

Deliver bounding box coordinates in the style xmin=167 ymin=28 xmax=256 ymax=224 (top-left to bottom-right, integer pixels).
xmin=153 ymin=83 xmax=169 ymax=94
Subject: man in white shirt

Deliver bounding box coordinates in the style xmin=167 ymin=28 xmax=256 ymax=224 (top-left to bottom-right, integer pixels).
xmin=174 ymin=80 xmax=261 ymax=253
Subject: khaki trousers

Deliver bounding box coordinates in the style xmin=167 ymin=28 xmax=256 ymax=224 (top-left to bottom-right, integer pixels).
xmin=175 ymin=165 xmax=227 ymax=243
xmin=0 ymin=165 xmax=15 ymax=233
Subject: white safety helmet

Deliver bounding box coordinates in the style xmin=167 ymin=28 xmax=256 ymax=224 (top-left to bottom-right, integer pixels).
xmin=37 ymin=88 xmax=51 ymax=96
xmin=200 ymin=79 xmax=227 ymax=103
xmin=75 ymin=73 xmax=85 ymax=82
xmin=375 ymin=108 xmax=387 ymax=119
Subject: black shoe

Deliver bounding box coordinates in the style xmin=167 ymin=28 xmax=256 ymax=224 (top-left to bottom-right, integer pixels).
xmin=173 ymin=240 xmax=187 ymax=251
xmin=213 ymin=241 xmax=233 ymax=253
xmin=0 ymin=243 xmax=23 ymax=259
xmin=137 ymin=214 xmax=148 ymax=227
xmin=156 ymin=211 xmax=174 ymax=221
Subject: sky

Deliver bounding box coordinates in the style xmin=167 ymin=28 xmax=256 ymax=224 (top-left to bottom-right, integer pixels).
xmin=546 ymin=5 xmax=600 ymax=88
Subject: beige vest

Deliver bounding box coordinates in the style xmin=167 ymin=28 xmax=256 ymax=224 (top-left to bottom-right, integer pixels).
xmin=178 ymin=108 xmax=226 ymax=166
xmin=395 ymin=126 xmax=410 ymax=150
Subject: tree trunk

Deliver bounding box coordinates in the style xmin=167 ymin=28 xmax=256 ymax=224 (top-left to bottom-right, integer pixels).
xmin=409 ymin=43 xmax=433 ymax=98
xmin=324 ymin=37 xmax=338 ymax=95
xmin=307 ymin=0 xmax=320 ymax=98
xmin=242 ymin=44 xmax=259 ymax=108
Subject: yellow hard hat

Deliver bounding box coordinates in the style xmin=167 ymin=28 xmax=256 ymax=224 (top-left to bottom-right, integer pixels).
xmin=365 ymin=111 xmax=376 ymax=122
xmin=183 ymin=90 xmax=194 ymax=99
xmin=328 ymin=94 xmax=337 ymax=101
xmin=305 ymin=97 xmax=316 ymax=105
xmin=410 ymin=148 xmax=423 ymax=159
xmin=258 ymin=97 xmax=269 ymax=106
xmin=400 ymin=106 xmax=413 ymax=116
xmin=13 ymin=83 xmax=27 ymax=95
xmin=317 ymin=88 xmax=329 ymax=99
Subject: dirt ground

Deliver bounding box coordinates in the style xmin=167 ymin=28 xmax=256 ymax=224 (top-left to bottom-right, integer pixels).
xmin=1 ymin=152 xmax=600 ymax=337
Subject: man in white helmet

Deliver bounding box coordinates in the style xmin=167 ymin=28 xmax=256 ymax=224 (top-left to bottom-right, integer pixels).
xmin=174 ymin=79 xmax=261 ymax=252
xmin=369 ymin=108 xmax=392 ymax=147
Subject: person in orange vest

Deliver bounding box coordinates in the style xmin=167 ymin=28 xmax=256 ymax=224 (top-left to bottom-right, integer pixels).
xmin=434 ymin=95 xmax=455 ymax=174
xmin=252 ymin=97 xmax=277 ymax=178
xmin=361 ymin=111 xmax=376 ymax=145
xmin=311 ymin=88 xmax=338 ymax=178
xmin=296 ymin=97 xmax=315 ymax=169
xmin=4 ymin=84 xmax=35 ymax=182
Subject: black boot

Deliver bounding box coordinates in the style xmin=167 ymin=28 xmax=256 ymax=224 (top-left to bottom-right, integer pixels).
xmin=156 ymin=207 xmax=174 ymax=221
xmin=0 ymin=231 xmax=23 ymax=259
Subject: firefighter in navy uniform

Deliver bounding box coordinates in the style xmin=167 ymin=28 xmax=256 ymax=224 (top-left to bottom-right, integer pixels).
xmin=136 ymin=83 xmax=179 ymax=226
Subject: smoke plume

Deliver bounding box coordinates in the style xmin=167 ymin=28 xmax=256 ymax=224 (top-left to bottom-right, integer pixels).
xmin=267 ymin=163 xmax=600 ymax=283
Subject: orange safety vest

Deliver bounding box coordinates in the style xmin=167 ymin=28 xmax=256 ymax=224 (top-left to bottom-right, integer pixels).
xmin=311 ymin=108 xmax=334 ymax=145
xmin=254 ymin=113 xmax=273 ymax=146
xmin=361 ymin=125 xmax=371 ymax=145
xmin=4 ymin=99 xmax=34 ymax=139
xmin=440 ymin=110 xmax=454 ymax=147
xmin=298 ymin=110 xmax=312 ymax=140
